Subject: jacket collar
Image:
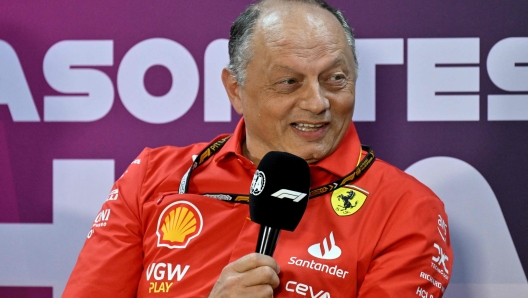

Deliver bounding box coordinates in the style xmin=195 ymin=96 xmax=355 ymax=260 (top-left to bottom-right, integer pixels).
xmin=215 ymin=118 xmax=362 ymax=177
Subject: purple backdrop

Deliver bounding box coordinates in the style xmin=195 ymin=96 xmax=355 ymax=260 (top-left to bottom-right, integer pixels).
xmin=1 ymin=0 xmax=527 ymax=297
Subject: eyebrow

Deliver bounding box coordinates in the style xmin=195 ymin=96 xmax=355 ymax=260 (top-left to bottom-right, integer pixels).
xmin=268 ymin=56 xmax=350 ymax=75
xmin=327 ymin=57 xmax=349 ymax=69
xmin=268 ymin=64 xmax=297 ymax=73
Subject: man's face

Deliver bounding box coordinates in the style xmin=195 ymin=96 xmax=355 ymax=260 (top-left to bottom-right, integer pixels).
xmin=225 ymin=3 xmax=356 ymax=164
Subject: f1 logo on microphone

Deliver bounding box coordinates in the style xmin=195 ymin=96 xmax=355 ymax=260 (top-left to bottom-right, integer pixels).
xmin=271 ymin=189 xmax=307 ymax=202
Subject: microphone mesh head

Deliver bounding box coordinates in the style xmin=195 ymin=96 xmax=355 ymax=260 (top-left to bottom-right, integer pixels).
xmin=249 ymin=151 xmax=310 ymax=231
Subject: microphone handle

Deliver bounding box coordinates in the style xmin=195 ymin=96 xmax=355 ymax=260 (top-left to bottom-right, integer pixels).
xmin=256 ymin=226 xmax=281 ymax=256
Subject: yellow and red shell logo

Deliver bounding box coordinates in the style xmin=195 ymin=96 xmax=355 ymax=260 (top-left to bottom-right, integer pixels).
xmin=156 ymin=201 xmax=203 ymax=249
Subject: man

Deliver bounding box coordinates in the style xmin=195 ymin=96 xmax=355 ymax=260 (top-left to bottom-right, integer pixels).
xmin=64 ymin=0 xmax=453 ymax=297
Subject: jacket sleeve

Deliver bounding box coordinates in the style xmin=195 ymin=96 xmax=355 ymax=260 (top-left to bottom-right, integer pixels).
xmin=358 ymin=194 xmax=453 ymax=298
xmin=62 ymin=149 xmax=151 ymax=298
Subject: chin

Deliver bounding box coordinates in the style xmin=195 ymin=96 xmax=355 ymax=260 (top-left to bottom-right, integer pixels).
xmin=295 ymin=150 xmax=327 ymax=164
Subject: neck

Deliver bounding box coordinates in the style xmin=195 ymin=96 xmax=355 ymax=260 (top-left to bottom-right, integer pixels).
xmin=242 ymin=140 xmax=261 ymax=166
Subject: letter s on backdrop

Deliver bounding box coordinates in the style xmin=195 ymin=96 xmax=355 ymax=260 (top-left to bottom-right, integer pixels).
xmin=43 ymin=40 xmax=114 ymax=122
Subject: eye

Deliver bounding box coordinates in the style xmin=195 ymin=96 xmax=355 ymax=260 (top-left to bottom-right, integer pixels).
xmin=274 ymin=78 xmax=300 ymax=93
xmin=325 ymin=72 xmax=348 ymax=89
xmin=330 ymin=73 xmax=346 ymax=81
xmin=280 ymin=78 xmax=297 ymax=85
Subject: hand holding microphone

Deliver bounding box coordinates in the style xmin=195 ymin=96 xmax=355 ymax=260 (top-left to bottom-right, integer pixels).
xmin=208 ymin=151 xmax=310 ymax=298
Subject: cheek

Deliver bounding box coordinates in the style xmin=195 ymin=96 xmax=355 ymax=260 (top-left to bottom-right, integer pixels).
xmin=331 ymin=96 xmax=355 ymax=117
xmin=258 ymin=97 xmax=289 ymax=119
xmin=347 ymin=100 xmax=355 ymax=117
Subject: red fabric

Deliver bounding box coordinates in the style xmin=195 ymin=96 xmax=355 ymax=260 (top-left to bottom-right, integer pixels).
xmin=63 ymin=119 xmax=453 ymax=297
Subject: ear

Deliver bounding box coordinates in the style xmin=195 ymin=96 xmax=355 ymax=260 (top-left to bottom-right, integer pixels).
xmin=221 ymin=68 xmax=243 ymax=115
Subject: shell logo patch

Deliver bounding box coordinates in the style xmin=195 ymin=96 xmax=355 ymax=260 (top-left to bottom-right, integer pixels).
xmin=331 ymin=185 xmax=369 ymax=216
xmin=156 ymin=201 xmax=203 ymax=249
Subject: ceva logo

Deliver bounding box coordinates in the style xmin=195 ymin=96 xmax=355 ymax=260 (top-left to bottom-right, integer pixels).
xmin=286 ymin=281 xmax=331 ymax=298
xmin=308 ymin=232 xmax=341 ymax=260
xmin=156 ymin=201 xmax=203 ymax=249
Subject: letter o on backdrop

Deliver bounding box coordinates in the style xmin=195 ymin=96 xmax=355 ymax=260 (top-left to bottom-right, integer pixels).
xmin=117 ymin=38 xmax=199 ymax=124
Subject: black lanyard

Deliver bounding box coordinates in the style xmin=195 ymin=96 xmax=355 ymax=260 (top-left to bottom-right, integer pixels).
xmin=178 ymin=136 xmax=375 ymax=203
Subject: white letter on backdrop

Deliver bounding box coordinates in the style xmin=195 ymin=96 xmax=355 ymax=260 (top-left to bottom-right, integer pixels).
xmin=408 ymin=38 xmax=480 ymax=121
xmin=354 ymin=38 xmax=404 ymax=121
xmin=0 ymin=159 xmax=114 ymax=298
xmin=487 ymin=37 xmax=528 ymax=121
xmin=204 ymin=38 xmax=230 ymax=122
xmin=117 ymin=38 xmax=199 ymax=124
xmin=43 ymin=40 xmax=114 ymax=122
xmin=0 ymin=40 xmax=40 ymax=121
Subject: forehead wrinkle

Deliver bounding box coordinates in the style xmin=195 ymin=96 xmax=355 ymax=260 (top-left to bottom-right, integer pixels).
xmin=250 ymin=1 xmax=355 ymax=78
xmin=261 ymin=12 xmax=341 ymax=41
xmin=262 ymin=23 xmax=343 ymax=63
xmin=267 ymin=41 xmax=345 ymax=70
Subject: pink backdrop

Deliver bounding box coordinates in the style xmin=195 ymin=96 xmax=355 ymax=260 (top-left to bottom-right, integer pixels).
xmin=1 ymin=1 xmax=527 ymax=297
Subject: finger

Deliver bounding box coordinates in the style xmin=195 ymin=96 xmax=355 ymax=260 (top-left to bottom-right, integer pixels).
xmin=231 ymin=253 xmax=280 ymax=274
xmin=209 ymin=283 xmax=275 ymax=298
xmin=208 ymin=265 xmax=278 ymax=298
xmin=242 ymin=264 xmax=280 ymax=289
xmin=242 ymin=284 xmax=275 ymax=298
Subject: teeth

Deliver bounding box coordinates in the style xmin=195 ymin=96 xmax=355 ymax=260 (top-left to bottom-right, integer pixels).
xmin=293 ymin=123 xmax=324 ymax=131
xmin=297 ymin=123 xmax=323 ymax=128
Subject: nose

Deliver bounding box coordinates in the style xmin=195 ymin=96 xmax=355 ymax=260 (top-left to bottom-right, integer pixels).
xmin=298 ymin=80 xmax=329 ymax=115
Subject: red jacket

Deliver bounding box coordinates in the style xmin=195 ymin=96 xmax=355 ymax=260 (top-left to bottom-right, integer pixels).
xmin=64 ymin=120 xmax=452 ymax=297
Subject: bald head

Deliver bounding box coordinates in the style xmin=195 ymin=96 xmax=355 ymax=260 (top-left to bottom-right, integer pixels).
xmin=227 ymin=0 xmax=357 ymax=85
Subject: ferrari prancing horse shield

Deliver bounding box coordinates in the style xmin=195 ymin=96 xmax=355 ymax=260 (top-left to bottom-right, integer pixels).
xmin=331 ymin=185 xmax=368 ymax=216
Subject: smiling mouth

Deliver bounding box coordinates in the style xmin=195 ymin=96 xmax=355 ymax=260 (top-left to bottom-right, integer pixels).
xmin=292 ymin=123 xmax=325 ymax=132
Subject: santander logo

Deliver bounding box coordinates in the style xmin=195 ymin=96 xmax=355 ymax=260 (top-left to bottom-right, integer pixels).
xmin=308 ymin=232 xmax=341 ymax=260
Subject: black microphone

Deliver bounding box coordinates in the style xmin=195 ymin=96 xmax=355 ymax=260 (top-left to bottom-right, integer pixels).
xmin=249 ymin=151 xmax=310 ymax=256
